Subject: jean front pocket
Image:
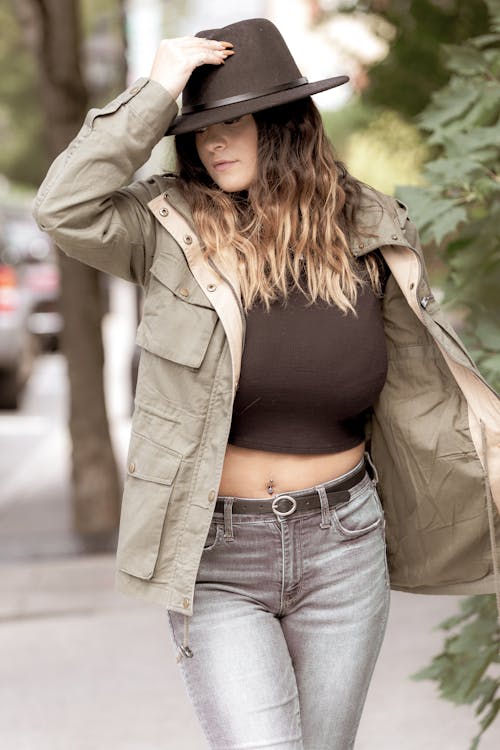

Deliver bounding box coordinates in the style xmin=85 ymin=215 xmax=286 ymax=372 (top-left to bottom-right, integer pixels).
xmin=331 ymin=483 xmax=384 ymax=539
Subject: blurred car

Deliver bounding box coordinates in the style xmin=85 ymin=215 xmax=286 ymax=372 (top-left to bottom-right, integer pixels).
xmin=0 ymin=210 xmax=63 ymax=409
xmin=0 ymin=258 xmax=37 ymax=409
xmin=3 ymin=217 xmax=63 ymax=352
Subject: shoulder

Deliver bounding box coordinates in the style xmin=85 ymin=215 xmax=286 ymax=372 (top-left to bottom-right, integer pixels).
xmin=120 ymin=171 xmax=180 ymax=204
xmin=357 ymin=183 xmax=409 ymax=227
xmin=120 ymin=172 xmax=197 ymax=228
xmin=348 ymin=182 xmax=414 ymax=254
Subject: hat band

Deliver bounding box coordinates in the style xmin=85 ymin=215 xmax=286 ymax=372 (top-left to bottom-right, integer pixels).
xmin=182 ymin=76 xmax=309 ymax=115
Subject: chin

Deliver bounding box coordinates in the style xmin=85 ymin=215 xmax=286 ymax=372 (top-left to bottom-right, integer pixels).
xmin=216 ymin=180 xmax=252 ymax=193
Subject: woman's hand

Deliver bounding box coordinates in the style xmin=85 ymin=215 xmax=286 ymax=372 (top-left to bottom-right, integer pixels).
xmin=149 ymin=36 xmax=234 ymax=100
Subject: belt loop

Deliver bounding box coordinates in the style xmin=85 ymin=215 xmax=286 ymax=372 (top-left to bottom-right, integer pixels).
xmin=316 ymin=485 xmax=333 ymax=529
xmin=364 ymin=451 xmax=379 ymax=486
xmin=223 ymin=497 xmax=235 ymax=541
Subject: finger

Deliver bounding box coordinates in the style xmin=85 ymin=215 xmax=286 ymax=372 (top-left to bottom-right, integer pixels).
xmin=195 ymin=49 xmax=234 ymax=67
xmin=196 ymin=38 xmax=234 ymax=47
xmin=189 ymin=39 xmax=234 ymax=53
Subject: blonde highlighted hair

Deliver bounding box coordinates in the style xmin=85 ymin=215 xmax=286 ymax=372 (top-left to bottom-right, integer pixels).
xmin=175 ymin=98 xmax=380 ymax=313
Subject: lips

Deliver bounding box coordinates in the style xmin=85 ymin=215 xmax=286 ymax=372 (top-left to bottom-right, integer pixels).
xmin=213 ymin=160 xmax=237 ymax=172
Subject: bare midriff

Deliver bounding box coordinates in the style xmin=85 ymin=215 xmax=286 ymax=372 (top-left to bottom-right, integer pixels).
xmin=218 ymin=441 xmax=365 ymax=499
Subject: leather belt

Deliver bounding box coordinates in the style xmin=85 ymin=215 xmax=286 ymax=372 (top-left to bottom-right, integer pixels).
xmin=214 ymin=461 xmax=367 ymax=517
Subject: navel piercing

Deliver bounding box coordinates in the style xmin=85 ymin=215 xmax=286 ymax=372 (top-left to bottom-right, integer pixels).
xmin=267 ymin=478 xmax=275 ymax=495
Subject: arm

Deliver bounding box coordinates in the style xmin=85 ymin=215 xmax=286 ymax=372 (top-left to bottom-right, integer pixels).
xmin=33 ymin=37 xmax=233 ymax=286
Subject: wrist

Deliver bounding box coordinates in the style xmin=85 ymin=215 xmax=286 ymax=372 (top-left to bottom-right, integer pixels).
xmin=149 ymin=74 xmax=182 ymax=101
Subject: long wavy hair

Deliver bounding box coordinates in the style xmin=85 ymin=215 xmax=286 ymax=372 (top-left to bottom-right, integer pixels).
xmin=175 ymin=97 xmax=380 ymax=313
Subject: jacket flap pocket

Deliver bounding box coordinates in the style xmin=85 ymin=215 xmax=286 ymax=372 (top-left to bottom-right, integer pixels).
xmin=127 ymin=431 xmax=182 ymax=484
xmin=138 ymin=253 xmax=219 ymax=368
xmin=150 ymin=253 xmax=215 ymax=309
xmin=136 ymin=303 xmax=218 ymax=368
xmin=117 ymin=434 xmax=182 ymax=580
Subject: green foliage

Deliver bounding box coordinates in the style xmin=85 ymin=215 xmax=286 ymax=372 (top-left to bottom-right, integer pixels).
xmin=344 ymin=108 xmax=428 ymax=194
xmin=331 ymin=0 xmax=491 ymax=117
xmin=396 ymin=0 xmax=500 ymax=392
xmin=322 ymin=100 xmax=428 ymax=196
xmin=2 ymin=0 xmax=126 ymax=189
xmin=321 ymin=97 xmax=378 ymax=157
xmin=411 ymin=596 xmax=500 ymax=749
xmin=0 ymin=3 xmax=47 ymax=185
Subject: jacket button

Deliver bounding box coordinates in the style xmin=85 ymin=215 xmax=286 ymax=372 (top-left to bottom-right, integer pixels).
xmin=184 ymin=235 xmax=193 ymax=245
xmin=208 ymin=490 xmax=216 ymax=502
xmin=207 ymin=283 xmax=217 ymax=292
xmin=358 ymin=242 xmax=365 ymax=249
xmin=129 ymin=86 xmax=140 ymax=95
xmin=182 ymin=598 xmax=190 ymax=609
xmin=391 ymin=234 xmax=398 ymax=240
xmin=179 ymin=287 xmax=190 ymax=297
xmin=159 ymin=207 xmax=169 ymax=217
xmin=129 ymin=462 xmax=135 ymax=473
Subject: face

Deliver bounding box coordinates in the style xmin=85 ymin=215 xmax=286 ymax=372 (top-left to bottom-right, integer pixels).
xmin=195 ymin=114 xmax=258 ymax=192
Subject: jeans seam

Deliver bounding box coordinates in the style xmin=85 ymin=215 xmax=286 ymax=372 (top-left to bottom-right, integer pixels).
xmin=380 ymin=524 xmax=391 ymax=590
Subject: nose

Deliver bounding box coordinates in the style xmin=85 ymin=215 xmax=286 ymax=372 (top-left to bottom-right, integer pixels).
xmin=202 ymin=124 xmax=227 ymax=152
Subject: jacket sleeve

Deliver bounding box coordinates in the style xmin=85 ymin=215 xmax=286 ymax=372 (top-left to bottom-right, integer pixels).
xmin=33 ymin=78 xmax=179 ymax=286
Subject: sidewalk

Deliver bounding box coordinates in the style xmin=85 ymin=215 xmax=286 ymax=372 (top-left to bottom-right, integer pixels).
xmin=1 ymin=552 xmax=499 ymax=750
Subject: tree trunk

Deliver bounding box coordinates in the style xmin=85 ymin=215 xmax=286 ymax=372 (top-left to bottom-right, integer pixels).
xmin=14 ymin=0 xmax=121 ymax=544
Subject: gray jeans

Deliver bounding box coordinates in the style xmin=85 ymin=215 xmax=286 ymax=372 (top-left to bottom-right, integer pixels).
xmin=167 ymin=458 xmax=390 ymax=749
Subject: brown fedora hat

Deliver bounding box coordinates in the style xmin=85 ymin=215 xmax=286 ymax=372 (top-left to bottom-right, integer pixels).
xmin=167 ymin=18 xmax=349 ymax=136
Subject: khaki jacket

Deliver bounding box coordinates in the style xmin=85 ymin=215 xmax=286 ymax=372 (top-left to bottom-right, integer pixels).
xmin=34 ymin=79 xmax=500 ymax=652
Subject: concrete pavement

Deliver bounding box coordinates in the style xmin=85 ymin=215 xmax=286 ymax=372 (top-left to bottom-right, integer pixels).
xmin=1 ymin=552 xmax=500 ymax=750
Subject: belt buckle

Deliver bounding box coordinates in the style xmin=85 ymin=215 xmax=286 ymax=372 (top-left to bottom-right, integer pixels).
xmin=271 ymin=494 xmax=297 ymax=518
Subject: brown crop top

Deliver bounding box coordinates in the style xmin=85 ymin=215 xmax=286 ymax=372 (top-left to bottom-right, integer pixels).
xmin=228 ymin=258 xmax=388 ymax=454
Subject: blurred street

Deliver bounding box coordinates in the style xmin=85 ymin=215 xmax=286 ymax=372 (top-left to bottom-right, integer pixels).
xmin=1 ymin=277 xmax=499 ymax=749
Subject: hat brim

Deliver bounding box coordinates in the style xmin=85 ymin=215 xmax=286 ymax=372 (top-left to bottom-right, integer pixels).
xmin=166 ymin=75 xmax=349 ymax=136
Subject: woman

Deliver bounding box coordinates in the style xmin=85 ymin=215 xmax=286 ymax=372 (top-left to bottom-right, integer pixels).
xmin=34 ymin=18 xmax=500 ymax=750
